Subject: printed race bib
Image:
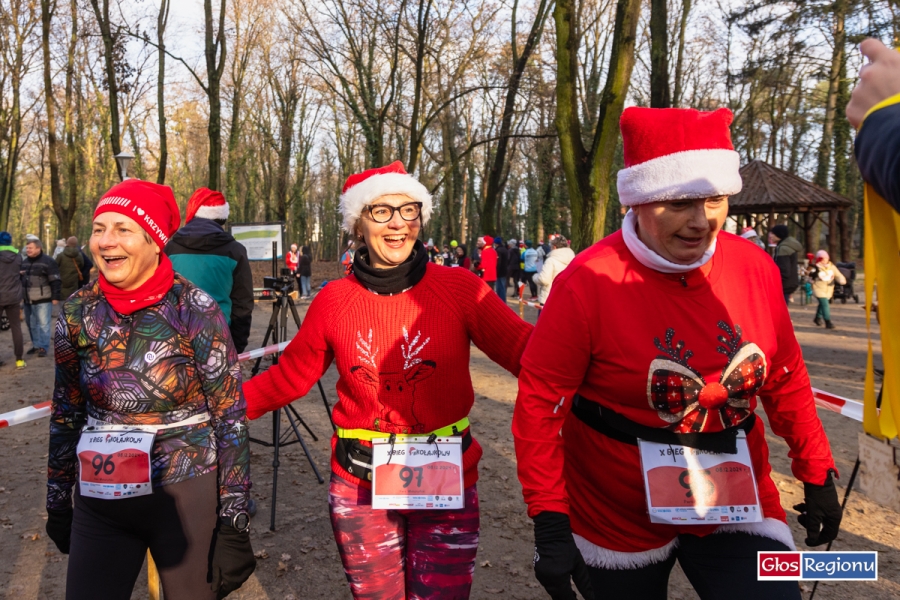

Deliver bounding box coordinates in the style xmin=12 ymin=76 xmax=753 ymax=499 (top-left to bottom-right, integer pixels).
xmin=638 ymin=432 xmax=762 ymax=525
xmin=371 ymin=437 xmax=464 ymax=510
xmin=76 ymin=425 xmax=155 ymax=500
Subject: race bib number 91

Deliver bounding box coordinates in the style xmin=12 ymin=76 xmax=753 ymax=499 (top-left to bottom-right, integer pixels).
xmin=371 ymin=437 xmax=464 ymax=510
xmin=76 ymin=425 xmax=155 ymax=500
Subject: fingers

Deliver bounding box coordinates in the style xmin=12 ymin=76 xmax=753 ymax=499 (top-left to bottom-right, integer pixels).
xmin=859 ymin=38 xmax=891 ymax=62
xmin=818 ymin=514 xmax=842 ymax=545
xmin=572 ymin=555 xmax=594 ymax=600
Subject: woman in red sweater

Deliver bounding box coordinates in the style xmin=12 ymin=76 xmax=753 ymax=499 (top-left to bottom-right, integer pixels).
xmin=513 ymin=108 xmax=842 ymax=600
xmin=243 ymin=161 xmax=532 ymax=600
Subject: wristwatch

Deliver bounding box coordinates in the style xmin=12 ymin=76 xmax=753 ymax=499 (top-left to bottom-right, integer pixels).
xmin=231 ymin=511 xmax=251 ymax=533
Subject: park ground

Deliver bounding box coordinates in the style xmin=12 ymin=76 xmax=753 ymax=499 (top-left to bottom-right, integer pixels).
xmin=0 ymin=263 xmax=897 ymax=599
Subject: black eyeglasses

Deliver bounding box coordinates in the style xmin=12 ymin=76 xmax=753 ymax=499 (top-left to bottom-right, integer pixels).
xmin=366 ymin=202 xmax=422 ymax=223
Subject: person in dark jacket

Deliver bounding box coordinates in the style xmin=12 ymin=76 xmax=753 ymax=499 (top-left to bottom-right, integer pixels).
xmin=55 ymin=236 xmax=85 ymax=300
xmin=79 ymin=246 xmax=94 ymax=285
xmin=494 ymin=236 xmax=509 ymax=300
xmin=21 ymin=239 xmax=61 ymax=357
xmin=297 ymin=245 xmax=313 ymax=298
xmin=166 ymin=188 xmax=254 ymax=353
xmin=768 ymin=224 xmax=802 ymax=303
xmin=0 ymin=231 xmax=25 ymax=368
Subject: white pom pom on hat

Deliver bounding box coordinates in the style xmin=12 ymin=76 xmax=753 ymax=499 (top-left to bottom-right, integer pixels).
xmin=616 ymin=107 xmax=743 ymax=207
xmin=339 ymin=161 xmax=432 ymax=233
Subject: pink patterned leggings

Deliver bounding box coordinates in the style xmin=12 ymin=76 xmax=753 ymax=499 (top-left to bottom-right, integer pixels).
xmin=328 ymin=473 xmax=480 ymax=600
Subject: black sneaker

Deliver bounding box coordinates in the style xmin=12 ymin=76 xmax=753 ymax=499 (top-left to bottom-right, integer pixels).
xmin=37 ymin=348 xmax=47 ymax=357
xmin=825 ymin=321 xmax=836 ymax=330
xmin=813 ymin=317 xmax=822 ymax=326
xmin=26 ymin=347 xmax=37 ymax=355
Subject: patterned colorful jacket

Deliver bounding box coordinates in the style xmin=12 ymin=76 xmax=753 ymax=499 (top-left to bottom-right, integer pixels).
xmin=47 ymin=274 xmax=250 ymax=519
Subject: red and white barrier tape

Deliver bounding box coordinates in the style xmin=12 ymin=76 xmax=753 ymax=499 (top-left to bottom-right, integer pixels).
xmin=811 ymin=388 xmax=863 ymax=422
xmin=0 ymin=401 xmax=51 ymax=428
xmin=236 ymin=340 xmax=290 ymax=363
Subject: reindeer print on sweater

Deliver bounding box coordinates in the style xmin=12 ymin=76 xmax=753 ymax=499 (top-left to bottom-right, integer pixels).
xmin=351 ymin=327 xmax=436 ymax=433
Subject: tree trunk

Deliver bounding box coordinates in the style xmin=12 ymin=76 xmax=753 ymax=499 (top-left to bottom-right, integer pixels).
xmin=482 ymin=0 xmax=552 ymax=236
xmin=157 ymin=0 xmax=170 ymax=184
xmin=649 ymin=0 xmax=670 ymax=108
xmin=42 ymin=0 xmax=68 ymax=236
xmin=205 ymin=0 xmax=227 ymax=190
xmin=89 ymin=0 xmax=122 ymax=164
xmin=406 ymin=0 xmax=433 ymax=174
xmin=64 ymin=0 xmax=79 ymax=233
xmin=555 ymin=0 xmax=641 ymax=250
xmin=672 ymin=0 xmax=691 ymax=108
xmin=813 ymin=0 xmax=846 ymax=188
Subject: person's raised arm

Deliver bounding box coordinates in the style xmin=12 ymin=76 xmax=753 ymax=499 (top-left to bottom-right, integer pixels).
xmin=242 ymin=291 xmax=335 ymax=420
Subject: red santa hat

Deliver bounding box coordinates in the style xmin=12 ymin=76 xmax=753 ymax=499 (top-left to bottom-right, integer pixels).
xmin=94 ymin=180 xmax=181 ymax=249
xmin=185 ymin=187 xmax=229 ymax=223
xmin=616 ymin=107 xmax=742 ymax=207
xmin=339 ymin=161 xmax=432 ymax=233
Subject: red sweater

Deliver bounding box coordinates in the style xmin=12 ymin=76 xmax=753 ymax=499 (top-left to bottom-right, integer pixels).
xmin=245 ymin=263 xmax=533 ymax=488
xmin=512 ymin=231 xmax=836 ymax=553
xmin=480 ymin=246 xmax=498 ymax=281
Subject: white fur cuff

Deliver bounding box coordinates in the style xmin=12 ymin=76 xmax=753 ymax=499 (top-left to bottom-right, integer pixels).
xmin=617 ymin=149 xmax=742 ymax=206
xmin=573 ymin=534 xmax=678 ymax=569
xmin=194 ymin=204 xmax=230 ymax=221
xmin=339 ymin=172 xmax=433 ymax=233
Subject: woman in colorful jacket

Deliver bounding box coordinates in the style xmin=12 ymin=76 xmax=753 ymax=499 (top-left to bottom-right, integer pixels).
xmin=243 ymin=161 xmax=533 ymax=600
xmin=513 ymin=108 xmax=841 ymax=600
xmin=46 ymin=180 xmax=255 ymax=599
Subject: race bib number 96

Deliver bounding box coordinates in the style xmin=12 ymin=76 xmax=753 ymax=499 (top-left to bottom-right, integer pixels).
xmin=371 ymin=437 xmax=464 ymax=510
xmin=76 ymin=425 xmax=155 ymax=499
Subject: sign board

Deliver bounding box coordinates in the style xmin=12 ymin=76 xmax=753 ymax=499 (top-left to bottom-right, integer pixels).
xmin=230 ymin=222 xmax=285 ymax=261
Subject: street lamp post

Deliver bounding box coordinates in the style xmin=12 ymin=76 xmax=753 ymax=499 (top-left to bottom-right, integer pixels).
xmin=114 ymin=151 xmax=135 ymax=182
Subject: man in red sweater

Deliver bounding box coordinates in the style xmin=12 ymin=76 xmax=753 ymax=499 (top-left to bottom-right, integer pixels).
xmin=513 ymin=108 xmax=841 ymax=600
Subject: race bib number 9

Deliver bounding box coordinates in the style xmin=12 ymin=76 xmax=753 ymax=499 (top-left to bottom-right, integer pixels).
xmin=638 ymin=432 xmax=762 ymax=525
xmin=76 ymin=425 xmax=155 ymax=500
xmin=371 ymin=437 xmax=464 ymax=510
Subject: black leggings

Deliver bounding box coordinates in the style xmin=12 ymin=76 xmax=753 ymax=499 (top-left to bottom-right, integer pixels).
xmin=588 ymin=532 xmax=801 ymax=600
xmin=0 ymin=303 xmax=23 ymax=360
xmin=67 ymin=473 xmax=218 ymax=600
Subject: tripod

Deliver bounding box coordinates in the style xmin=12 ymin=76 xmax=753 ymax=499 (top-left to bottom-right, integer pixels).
xmin=249 ymin=285 xmax=334 ymax=530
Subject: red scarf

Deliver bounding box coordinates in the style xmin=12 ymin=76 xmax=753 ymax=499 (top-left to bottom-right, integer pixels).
xmin=98 ymin=253 xmax=175 ymax=315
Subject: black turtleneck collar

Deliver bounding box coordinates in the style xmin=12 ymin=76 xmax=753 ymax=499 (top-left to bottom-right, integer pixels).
xmin=351 ymin=239 xmax=428 ymax=295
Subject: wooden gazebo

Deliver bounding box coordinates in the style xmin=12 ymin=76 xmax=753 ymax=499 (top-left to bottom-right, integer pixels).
xmin=728 ymin=160 xmax=854 ymax=261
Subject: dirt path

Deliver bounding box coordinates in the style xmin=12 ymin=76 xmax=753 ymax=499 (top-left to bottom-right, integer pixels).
xmin=0 ymin=275 xmax=896 ymax=599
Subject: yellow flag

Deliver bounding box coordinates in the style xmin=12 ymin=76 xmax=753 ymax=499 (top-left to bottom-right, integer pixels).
xmin=863 ymin=184 xmax=900 ymax=439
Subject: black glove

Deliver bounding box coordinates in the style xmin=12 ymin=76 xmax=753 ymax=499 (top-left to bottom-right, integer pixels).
xmin=793 ymin=470 xmax=842 ymax=547
xmin=533 ymin=511 xmax=594 ymax=600
xmin=209 ymin=522 xmax=256 ymax=599
xmin=46 ymin=507 xmax=73 ymax=554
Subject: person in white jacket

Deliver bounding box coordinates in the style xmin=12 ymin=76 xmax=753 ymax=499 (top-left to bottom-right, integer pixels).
xmin=534 ymin=235 xmax=576 ymax=308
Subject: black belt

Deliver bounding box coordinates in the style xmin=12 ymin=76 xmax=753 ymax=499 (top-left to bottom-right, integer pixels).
xmin=571 ymin=394 xmax=756 ymax=454
xmin=335 ymin=430 xmax=473 ymax=482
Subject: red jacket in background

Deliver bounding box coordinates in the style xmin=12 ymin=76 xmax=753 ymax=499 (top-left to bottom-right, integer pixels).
xmin=480 ymin=246 xmax=498 ymax=281
xmin=286 ymin=250 xmax=299 ymax=272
